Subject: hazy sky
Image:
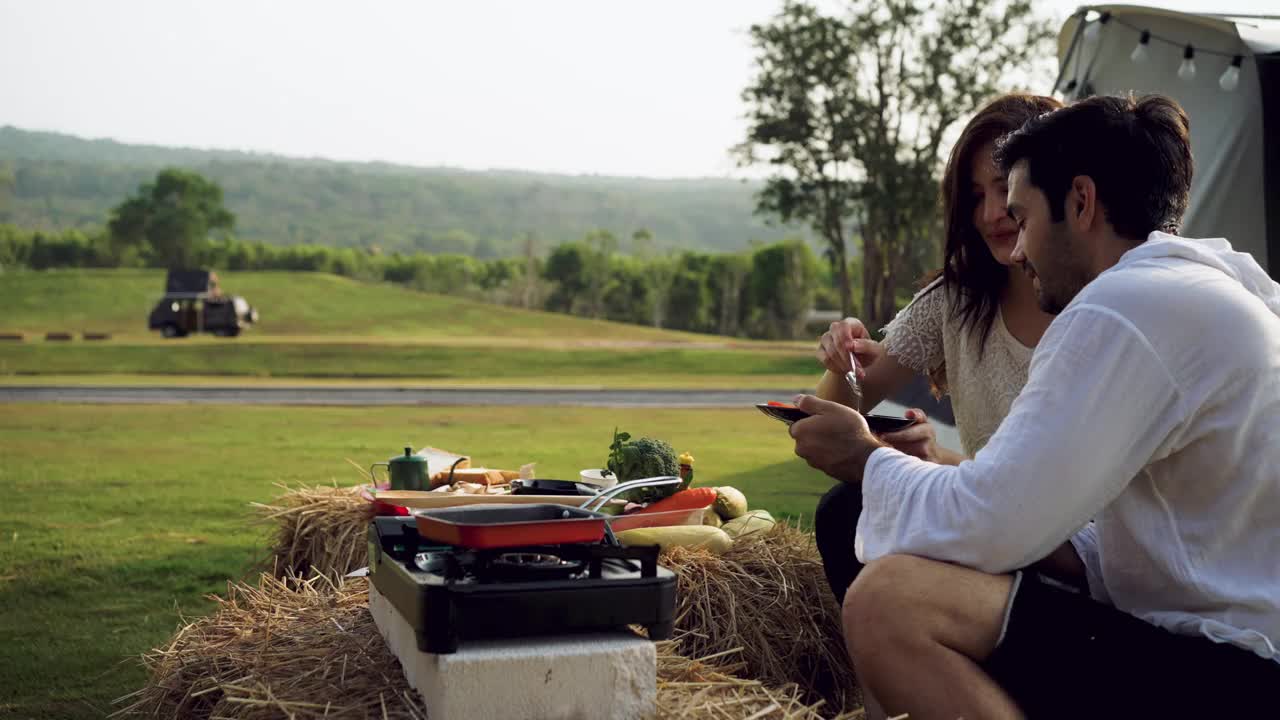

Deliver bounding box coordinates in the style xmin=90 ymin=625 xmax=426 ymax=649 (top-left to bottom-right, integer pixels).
xmin=1 ymin=1 xmax=1274 ymax=178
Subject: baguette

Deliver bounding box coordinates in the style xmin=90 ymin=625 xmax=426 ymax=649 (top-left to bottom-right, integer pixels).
xmin=430 ymin=467 xmax=511 ymax=487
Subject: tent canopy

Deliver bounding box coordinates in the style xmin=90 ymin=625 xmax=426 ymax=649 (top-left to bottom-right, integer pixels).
xmin=1055 ymin=5 xmax=1280 ymax=275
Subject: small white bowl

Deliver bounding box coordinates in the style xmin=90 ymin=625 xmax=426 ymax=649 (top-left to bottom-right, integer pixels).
xmin=579 ymin=468 xmax=618 ymax=489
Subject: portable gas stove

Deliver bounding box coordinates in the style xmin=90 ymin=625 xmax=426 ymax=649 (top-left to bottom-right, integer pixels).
xmin=368 ymin=516 xmax=677 ymax=654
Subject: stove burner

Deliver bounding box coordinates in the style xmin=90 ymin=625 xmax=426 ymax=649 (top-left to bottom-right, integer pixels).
xmin=414 ymin=551 xmax=449 ymax=573
xmin=496 ymin=552 xmax=567 ymax=567
xmin=484 ymin=551 xmax=585 ymax=581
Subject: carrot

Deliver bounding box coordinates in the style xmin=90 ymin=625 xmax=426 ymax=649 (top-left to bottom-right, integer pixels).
xmin=631 ymin=487 xmax=718 ymax=515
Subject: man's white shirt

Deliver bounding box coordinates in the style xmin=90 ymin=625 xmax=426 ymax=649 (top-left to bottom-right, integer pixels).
xmin=855 ymin=233 xmax=1280 ymax=662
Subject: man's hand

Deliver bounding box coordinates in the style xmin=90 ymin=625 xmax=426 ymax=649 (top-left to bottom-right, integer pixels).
xmin=789 ymin=394 xmax=885 ymax=484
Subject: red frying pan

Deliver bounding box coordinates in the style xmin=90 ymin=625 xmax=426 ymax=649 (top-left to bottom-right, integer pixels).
xmin=413 ymin=504 xmax=608 ymax=549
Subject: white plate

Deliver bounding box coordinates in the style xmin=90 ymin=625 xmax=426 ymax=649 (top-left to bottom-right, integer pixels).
xmin=578 ymin=468 xmax=618 ymax=489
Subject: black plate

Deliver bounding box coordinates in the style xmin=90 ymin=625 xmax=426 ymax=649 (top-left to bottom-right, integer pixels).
xmin=510 ymin=479 xmax=601 ymax=497
xmin=865 ymin=414 xmax=915 ymax=433
xmin=756 ymin=403 xmax=809 ymax=425
xmin=755 ymin=403 xmax=915 ymax=433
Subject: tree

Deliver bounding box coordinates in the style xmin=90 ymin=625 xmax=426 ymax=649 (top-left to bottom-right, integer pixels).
xmin=0 ymin=161 xmax=14 ymax=221
xmin=747 ymin=240 xmax=819 ymax=339
xmin=602 ymin=256 xmax=654 ymax=326
xmin=107 ymin=168 xmax=235 ymax=268
xmin=632 ymin=228 xmax=677 ymax=328
xmin=707 ymin=253 xmax=752 ymax=336
xmin=582 ymin=229 xmax=618 ymax=319
xmin=665 ymin=264 xmax=713 ymax=333
xmin=519 ymin=232 xmax=542 ymax=310
xmin=543 ymin=241 xmax=590 ymax=314
xmin=738 ymin=0 xmax=1052 ymax=329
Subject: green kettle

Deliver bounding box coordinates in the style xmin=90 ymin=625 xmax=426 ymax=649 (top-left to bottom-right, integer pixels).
xmin=371 ymin=447 xmax=429 ymax=491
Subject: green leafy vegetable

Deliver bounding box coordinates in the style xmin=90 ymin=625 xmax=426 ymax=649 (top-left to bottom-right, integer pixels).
xmin=605 ymin=428 xmax=680 ymax=503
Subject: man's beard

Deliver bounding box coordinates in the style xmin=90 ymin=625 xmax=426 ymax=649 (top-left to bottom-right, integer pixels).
xmin=1035 ymin=278 xmax=1071 ymax=315
xmin=1029 ymin=224 xmax=1091 ymax=315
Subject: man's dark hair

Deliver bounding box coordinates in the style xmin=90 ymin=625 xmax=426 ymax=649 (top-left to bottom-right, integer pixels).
xmin=993 ymin=94 xmax=1193 ymax=241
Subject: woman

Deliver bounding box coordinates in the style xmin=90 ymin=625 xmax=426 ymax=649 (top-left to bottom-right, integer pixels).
xmin=813 ymin=93 xmax=1063 ymax=602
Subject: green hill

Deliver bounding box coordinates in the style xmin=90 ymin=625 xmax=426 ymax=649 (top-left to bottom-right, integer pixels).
xmin=0 ymin=126 xmax=809 ymax=256
xmin=0 ymin=268 xmax=736 ymax=342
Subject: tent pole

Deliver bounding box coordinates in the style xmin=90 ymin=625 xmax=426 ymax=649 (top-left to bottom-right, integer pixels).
xmin=1257 ymin=52 xmax=1280 ymax=280
xmin=1053 ymin=11 xmax=1088 ymax=96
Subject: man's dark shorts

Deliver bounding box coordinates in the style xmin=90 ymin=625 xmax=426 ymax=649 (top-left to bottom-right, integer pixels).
xmin=982 ymin=571 xmax=1280 ymax=718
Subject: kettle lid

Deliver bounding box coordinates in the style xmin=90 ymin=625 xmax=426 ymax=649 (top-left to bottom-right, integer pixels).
xmin=388 ymin=446 xmax=427 ymax=465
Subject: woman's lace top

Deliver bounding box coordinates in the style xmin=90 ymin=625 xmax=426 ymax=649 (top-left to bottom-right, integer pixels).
xmin=881 ymin=277 xmax=1034 ymax=456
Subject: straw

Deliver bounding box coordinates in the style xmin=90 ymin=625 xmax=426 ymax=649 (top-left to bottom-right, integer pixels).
xmin=251 ymin=482 xmax=373 ymax=579
xmin=115 ymin=573 xmax=864 ymax=719
xmin=663 ymin=522 xmax=861 ymax=714
xmin=249 ymin=481 xmax=863 ymax=714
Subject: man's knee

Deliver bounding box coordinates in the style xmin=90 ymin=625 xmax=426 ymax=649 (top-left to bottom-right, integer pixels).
xmin=842 ymin=554 xmax=936 ymax=629
xmin=842 ymin=555 xmax=962 ymax=654
xmin=844 ymin=554 xmax=1014 ymax=662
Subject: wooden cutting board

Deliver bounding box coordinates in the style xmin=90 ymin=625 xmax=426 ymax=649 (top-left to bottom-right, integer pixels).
xmin=372 ymin=490 xmax=608 ymax=509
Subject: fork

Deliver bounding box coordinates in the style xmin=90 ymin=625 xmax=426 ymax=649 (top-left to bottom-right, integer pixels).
xmin=845 ymin=351 xmax=863 ymax=414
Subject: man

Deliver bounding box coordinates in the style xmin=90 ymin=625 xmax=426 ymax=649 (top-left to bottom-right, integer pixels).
xmin=790 ymin=94 xmax=1280 ymax=719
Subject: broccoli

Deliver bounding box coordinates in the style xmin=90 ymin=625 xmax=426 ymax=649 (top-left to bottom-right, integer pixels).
xmin=605 ymin=429 xmax=680 ymax=503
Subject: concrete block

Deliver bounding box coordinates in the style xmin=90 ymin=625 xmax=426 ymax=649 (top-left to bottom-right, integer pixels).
xmin=368 ymin=583 xmax=656 ymax=720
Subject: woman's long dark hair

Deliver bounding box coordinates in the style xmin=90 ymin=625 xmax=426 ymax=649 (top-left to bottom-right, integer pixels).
xmin=936 ymin=93 xmax=1063 ymax=354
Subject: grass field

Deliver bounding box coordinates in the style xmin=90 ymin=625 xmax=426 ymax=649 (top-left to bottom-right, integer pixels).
xmin=0 ymin=403 xmax=833 ymax=719
xmin=0 ymin=373 xmax=821 ymax=390
xmin=0 ymin=269 xmax=819 ymax=385
xmin=0 ymin=342 xmax=815 ymax=381
xmin=1 ymin=268 xmax=837 ymax=716
xmin=0 ymin=268 xmax=804 ymax=345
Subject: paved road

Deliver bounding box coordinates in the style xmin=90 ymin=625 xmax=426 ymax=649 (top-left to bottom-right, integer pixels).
xmin=0 ymin=384 xmax=962 ymax=450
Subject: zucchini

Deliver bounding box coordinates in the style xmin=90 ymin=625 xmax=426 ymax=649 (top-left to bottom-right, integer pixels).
xmin=615 ymin=525 xmax=733 ymax=554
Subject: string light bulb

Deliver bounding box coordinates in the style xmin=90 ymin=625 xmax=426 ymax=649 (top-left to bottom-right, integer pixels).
xmin=1178 ymin=45 xmax=1197 ymax=81
xmin=1219 ymin=55 xmax=1243 ymax=91
xmin=1083 ymin=11 xmax=1111 ymax=49
xmin=1130 ymin=30 xmax=1151 ymax=63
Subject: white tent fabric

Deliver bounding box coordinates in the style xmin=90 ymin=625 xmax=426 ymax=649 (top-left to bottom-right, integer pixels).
xmin=1056 ymin=5 xmax=1280 ymax=274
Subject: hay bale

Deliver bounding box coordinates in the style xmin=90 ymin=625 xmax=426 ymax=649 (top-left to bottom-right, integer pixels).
xmin=45 ymin=331 xmax=73 ymax=341
xmin=655 ymin=641 xmax=864 ymax=719
xmin=654 ymin=641 xmax=859 ymax=719
xmin=0 ymin=332 xmax=23 ymax=341
xmin=117 ymin=573 xmax=859 ymax=719
xmin=83 ymin=331 xmax=112 ymax=341
xmin=252 ymin=483 xmax=373 ymax=579
xmin=115 ymin=574 xmax=426 ymax=719
xmin=664 ymin=523 xmax=861 ymax=715
xmin=249 ymin=488 xmax=862 ymax=713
